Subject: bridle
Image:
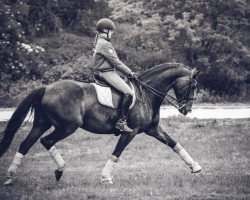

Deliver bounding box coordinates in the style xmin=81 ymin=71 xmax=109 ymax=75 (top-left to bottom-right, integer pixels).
xmin=133 ymin=69 xmax=197 ymax=110
xmin=175 ymin=69 xmax=197 ymax=109
xmin=134 ymin=71 xmax=197 ymax=110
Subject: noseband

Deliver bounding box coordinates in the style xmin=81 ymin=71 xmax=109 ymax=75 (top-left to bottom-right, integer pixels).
xmin=133 ymin=69 xmax=197 ymax=110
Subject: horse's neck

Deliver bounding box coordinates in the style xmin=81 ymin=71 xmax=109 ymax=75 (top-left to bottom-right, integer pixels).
xmin=141 ymin=66 xmax=189 ymax=88
xmin=139 ymin=65 xmax=190 ymax=110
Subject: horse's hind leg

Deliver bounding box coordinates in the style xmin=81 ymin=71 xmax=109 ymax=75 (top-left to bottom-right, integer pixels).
xmin=145 ymin=125 xmax=202 ymax=173
xmin=4 ymin=114 xmax=51 ymax=186
xmin=40 ymin=124 xmax=79 ymax=181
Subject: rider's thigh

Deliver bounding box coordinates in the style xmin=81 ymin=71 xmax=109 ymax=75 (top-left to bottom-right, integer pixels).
xmin=99 ymin=71 xmax=134 ymax=96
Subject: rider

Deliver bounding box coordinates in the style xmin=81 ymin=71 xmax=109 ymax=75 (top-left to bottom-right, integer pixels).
xmin=93 ymin=18 xmax=135 ymax=133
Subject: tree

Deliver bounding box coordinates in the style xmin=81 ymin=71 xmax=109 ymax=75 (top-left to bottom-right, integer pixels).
xmin=116 ymin=0 xmax=250 ymax=99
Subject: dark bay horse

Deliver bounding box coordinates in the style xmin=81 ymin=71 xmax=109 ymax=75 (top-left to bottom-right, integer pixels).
xmin=0 ymin=62 xmax=201 ymax=186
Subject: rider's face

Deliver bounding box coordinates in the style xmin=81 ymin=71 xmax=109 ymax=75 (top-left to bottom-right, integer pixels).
xmin=102 ymin=29 xmax=114 ymax=39
xmin=108 ymin=30 xmax=114 ymax=38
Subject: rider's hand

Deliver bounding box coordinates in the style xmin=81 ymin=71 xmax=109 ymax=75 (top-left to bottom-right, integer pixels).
xmin=128 ymin=72 xmax=137 ymax=79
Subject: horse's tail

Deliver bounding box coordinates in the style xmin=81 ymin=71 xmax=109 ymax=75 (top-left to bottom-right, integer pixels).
xmin=0 ymin=87 xmax=46 ymax=157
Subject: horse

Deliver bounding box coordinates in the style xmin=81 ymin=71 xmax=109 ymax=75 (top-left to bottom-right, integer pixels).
xmin=0 ymin=62 xmax=201 ymax=186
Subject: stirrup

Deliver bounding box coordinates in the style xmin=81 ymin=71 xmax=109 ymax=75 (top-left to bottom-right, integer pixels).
xmin=115 ymin=120 xmax=133 ymax=133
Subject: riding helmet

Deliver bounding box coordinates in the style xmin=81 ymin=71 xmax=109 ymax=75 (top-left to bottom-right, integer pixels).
xmin=96 ymin=18 xmax=116 ymax=32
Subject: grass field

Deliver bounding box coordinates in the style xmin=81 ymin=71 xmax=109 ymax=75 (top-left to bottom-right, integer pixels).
xmin=0 ymin=117 xmax=249 ymax=200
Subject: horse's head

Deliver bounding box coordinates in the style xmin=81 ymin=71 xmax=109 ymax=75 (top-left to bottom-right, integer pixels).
xmin=173 ymin=68 xmax=200 ymax=115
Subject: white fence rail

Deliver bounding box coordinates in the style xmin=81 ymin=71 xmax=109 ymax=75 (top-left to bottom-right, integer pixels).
xmin=1 ymin=105 xmax=250 ymax=121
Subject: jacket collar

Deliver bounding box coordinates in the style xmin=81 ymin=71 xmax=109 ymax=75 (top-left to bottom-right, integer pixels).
xmin=98 ymin=34 xmax=110 ymax=42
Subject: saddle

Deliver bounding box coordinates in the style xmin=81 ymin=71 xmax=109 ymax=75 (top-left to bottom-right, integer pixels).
xmin=92 ymin=72 xmax=136 ymax=109
xmin=93 ymin=72 xmax=111 ymax=87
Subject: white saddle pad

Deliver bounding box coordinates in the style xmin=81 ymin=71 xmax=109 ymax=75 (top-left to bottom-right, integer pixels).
xmin=92 ymin=83 xmax=136 ymax=109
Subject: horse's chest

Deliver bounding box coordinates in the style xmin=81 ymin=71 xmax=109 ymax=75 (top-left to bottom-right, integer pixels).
xmin=129 ymin=103 xmax=155 ymax=128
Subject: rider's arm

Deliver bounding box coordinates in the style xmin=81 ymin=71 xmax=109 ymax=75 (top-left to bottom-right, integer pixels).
xmin=100 ymin=42 xmax=132 ymax=76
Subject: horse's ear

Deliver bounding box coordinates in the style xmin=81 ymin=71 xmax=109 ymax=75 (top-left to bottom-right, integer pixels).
xmin=192 ymin=68 xmax=201 ymax=79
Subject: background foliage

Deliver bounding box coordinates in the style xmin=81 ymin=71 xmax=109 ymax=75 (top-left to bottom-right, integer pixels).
xmin=0 ymin=0 xmax=249 ymax=106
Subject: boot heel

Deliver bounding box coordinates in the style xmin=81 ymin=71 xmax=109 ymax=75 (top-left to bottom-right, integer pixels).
xmin=115 ymin=121 xmax=133 ymax=133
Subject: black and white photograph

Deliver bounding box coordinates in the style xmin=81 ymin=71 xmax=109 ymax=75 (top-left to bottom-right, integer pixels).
xmin=0 ymin=0 xmax=249 ymax=199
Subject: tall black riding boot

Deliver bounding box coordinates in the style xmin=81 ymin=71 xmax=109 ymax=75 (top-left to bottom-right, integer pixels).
xmin=115 ymin=93 xmax=133 ymax=133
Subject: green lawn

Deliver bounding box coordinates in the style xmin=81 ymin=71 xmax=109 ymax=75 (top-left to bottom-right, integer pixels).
xmin=0 ymin=117 xmax=249 ymax=200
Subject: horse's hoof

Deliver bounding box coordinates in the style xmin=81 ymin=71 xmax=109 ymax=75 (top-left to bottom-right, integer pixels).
xmin=102 ymin=177 xmax=113 ymax=185
xmin=191 ymin=162 xmax=202 ymax=173
xmin=55 ymin=170 xmax=63 ymax=181
xmin=4 ymin=178 xmax=13 ymax=186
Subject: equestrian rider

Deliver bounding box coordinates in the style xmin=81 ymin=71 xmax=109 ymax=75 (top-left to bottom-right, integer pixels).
xmin=93 ymin=18 xmax=135 ymax=133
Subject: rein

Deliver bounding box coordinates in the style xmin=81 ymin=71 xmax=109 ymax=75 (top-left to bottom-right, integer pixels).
xmin=134 ymin=78 xmax=182 ymax=109
xmin=133 ymin=71 xmax=197 ymax=110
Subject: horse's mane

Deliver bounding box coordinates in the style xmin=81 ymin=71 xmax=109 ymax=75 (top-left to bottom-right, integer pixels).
xmin=139 ymin=62 xmax=190 ymax=80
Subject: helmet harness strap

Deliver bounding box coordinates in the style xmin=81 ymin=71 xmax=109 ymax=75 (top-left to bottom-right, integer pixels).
xmin=107 ymin=29 xmax=110 ymax=40
xmin=97 ymin=29 xmax=111 ymax=41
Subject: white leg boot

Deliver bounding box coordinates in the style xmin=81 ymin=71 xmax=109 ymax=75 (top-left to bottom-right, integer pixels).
xmin=48 ymin=146 xmax=66 ymax=181
xmin=4 ymin=152 xmax=24 ymax=186
xmin=48 ymin=146 xmax=66 ymax=171
xmin=101 ymin=155 xmax=118 ymax=184
xmin=173 ymin=143 xmax=202 ymax=173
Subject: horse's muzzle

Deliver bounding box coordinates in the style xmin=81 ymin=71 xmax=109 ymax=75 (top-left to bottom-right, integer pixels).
xmin=179 ymin=103 xmax=192 ymax=115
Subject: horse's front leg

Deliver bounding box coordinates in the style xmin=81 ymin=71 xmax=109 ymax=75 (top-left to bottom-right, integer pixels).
xmin=145 ymin=125 xmax=202 ymax=173
xmin=102 ymin=131 xmax=137 ymax=184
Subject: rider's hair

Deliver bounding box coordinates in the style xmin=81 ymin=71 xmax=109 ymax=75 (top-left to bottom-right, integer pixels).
xmin=93 ymin=32 xmax=99 ymax=49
